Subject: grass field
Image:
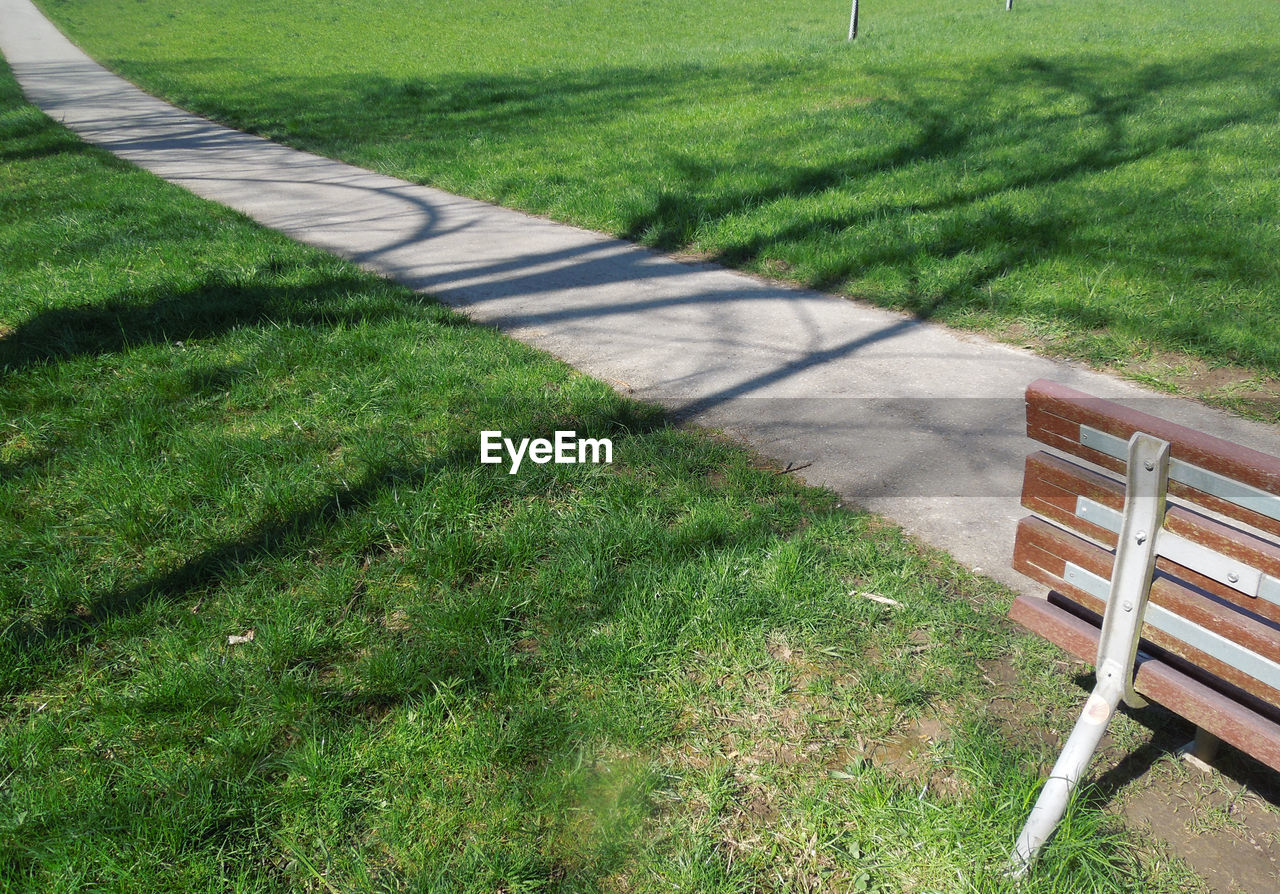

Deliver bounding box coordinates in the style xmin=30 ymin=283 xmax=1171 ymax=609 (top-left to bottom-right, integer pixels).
xmin=32 ymin=0 xmax=1280 ymax=400
xmin=0 ymin=58 xmax=1214 ymax=892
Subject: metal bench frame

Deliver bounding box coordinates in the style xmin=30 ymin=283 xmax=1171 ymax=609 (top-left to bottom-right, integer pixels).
xmin=1007 ymin=380 xmax=1280 ymax=874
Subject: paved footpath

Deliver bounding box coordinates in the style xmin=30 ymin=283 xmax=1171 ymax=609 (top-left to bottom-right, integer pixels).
xmin=3 ymin=0 xmax=1276 ymax=595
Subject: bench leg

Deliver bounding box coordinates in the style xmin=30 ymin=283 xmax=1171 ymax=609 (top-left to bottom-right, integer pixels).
xmin=1178 ymin=726 xmax=1221 ymax=772
xmin=1009 ymin=674 xmax=1122 ymax=877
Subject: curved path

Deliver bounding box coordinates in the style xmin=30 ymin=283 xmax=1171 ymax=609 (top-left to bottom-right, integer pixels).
xmin=2 ymin=0 xmax=1276 ymax=596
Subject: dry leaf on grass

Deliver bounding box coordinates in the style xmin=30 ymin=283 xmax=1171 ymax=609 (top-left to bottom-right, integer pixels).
xmin=853 ymin=591 xmax=902 ymax=608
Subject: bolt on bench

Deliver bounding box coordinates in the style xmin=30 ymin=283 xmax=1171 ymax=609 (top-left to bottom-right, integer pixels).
xmin=1007 ymin=379 xmax=1280 ymax=874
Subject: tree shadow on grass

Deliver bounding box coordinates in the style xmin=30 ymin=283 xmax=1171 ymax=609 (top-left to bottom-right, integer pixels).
xmin=14 ymin=42 xmax=1280 ymax=374
xmin=145 ymin=43 xmax=1280 ymax=366
xmin=1 ymin=374 xmax=662 ymax=880
xmin=0 ymin=377 xmax=666 ymax=894
xmin=627 ymin=51 xmax=1278 ymax=298
xmin=1 ymin=458 xmax=422 ymax=695
xmin=0 ymin=59 xmax=85 ymax=162
xmin=0 ymin=273 xmax=463 ymax=379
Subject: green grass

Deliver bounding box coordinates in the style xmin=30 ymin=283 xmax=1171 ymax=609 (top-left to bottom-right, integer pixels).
xmin=0 ymin=56 xmax=1209 ymax=893
xmin=32 ymin=0 xmax=1280 ymax=384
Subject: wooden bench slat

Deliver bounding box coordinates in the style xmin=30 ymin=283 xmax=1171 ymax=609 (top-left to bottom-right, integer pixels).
xmin=1009 ymin=593 xmax=1280 ymax=771
xmin=1162 ymin=509 xmax=1280 ymax=624
xmin=1021 ymin=452 xmax=1123 ymax=546
xmin=1026 ymin=418 xmax=1123 ymax=475
xmin=1016 ymin=517 xmax=1280 ymax=665
xmin=1015 ymin=517 xmax=1280 ymax=707
xmin=1022 ymin=592 xmax=1280 ymax=728
xmin=1026 ymin=404 xmax=1087 ymax=446
xmin=1022 ymin=452 xmax=1280 ymax=625
xmin=1026 ymin=378 xmax=1280 ymax=538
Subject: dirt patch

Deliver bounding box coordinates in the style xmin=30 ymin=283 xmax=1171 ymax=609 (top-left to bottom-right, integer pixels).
xmin=868 ymin=714 xmax=943 ymax=771
xmin=981 ymin=650 xmax=1280 ymax=892
xmin=983 ymin=652 xmax=1280 ymax=890
xmin=994 ymin=323 xmax=1280 ymax=422
xmin=512 ymin=636 xmax=541 ymax=654
xmin=766 ymin=634 xmax=798 ymax=665
xmin=863 ymin=712 xmax=968 ymax=799
xmin=986 ymin=697 xmax=1062 ymax=754
xmin=1124 ymin=353 xmax=1280 ymax=419
xmin=384 ymin=609 xmax=411 ymax=631
xmin=704 ymin=469 xmax=728 ymax=489
xmin=978 ymin=657 xmax=1063 ymax=753
xmin=742 ymin=783 xmax=777 ymax=823
xmin=1123 ymin=773 xmax=1280 ymax=894
xmin=977 ymin=657 xmax=1019 ymax=688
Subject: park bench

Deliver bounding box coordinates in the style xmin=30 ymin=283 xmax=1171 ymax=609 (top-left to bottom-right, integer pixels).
xmin=1006 ymin=378 xmax=1280 ymax=873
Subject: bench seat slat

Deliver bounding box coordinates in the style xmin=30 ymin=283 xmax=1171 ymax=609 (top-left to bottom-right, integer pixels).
xmin=1009 ymin=593 xmax=1280 ymax=772
xmin=1015 ymin=517 xmax=1280 ymax=707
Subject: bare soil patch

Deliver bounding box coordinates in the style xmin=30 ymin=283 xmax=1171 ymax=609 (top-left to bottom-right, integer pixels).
xmin=1123 ymin=772 xmax=1280 ymax=893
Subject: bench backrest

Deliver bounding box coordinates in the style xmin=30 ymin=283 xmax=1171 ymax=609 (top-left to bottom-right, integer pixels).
xmin=1012 ymin=378 xmax=1280 ymax=771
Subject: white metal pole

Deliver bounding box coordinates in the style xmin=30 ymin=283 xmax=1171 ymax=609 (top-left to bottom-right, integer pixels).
xmin=1009 ymin=678 xmax=1121 ymax=876
xmin=848 ymin=0 xmax=859 ymax=40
